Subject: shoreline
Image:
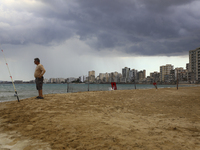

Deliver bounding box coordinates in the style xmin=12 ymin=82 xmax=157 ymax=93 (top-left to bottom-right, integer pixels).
xmin=1 ymin=82 xmax=200 ymax=85
xmin=1 ymin=84 xmax=199 ymax=103
xmin=0 ymin=87 xmax=200 ymax=149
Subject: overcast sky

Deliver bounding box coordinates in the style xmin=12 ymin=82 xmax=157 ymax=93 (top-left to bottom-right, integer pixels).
xmin=0 ymin=0 xmax=200 ymax=81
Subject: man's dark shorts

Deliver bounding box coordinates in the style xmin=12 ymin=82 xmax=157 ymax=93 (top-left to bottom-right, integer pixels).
xmin=35 ymin=77 xmax=43 ymax=90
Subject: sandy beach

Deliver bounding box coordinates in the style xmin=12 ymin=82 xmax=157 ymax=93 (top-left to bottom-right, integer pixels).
xmin=0 ymin=87 xmax=200 ymax=150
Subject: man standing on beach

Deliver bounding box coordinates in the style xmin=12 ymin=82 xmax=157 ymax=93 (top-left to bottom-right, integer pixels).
xmin=34 ymin=58 xmax=46 ymax=99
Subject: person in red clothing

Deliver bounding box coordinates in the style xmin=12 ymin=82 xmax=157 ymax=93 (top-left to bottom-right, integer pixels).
xmin=153 ymin=82 xmax=157 ymax=89
xmin=111 ymin=82 xmax=117 ymax=90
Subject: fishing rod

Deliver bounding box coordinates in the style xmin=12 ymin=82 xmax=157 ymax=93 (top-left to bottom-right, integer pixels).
xmin=1 ymin=49 xmax=20 ymax=102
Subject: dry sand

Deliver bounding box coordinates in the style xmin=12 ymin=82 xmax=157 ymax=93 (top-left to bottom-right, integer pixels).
xmin=0 ymin=87 xmax=200 ymax=150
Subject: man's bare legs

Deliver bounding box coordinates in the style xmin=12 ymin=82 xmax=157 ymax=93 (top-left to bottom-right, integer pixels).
xmin=38 ymin=90 xmax=43 ymax=97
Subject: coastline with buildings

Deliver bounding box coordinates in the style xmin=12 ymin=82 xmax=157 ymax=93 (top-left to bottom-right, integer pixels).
xmin=1 ymin=47 xmax=200 ymax=85
xmin=1 ymin=1 xmax=200 ymax=149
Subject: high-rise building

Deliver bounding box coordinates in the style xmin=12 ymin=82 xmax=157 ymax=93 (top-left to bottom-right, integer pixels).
xmin=186 ymin=63 xmax=189 ymax=71
xmin=186 ymin=63 xmax=189 ymax=81
xmin=122 ymin=67 xmax=130 ymax=82
xmin=137 ymin=70 xmax=146 ymax=81
xmin=150 ymin=72 xmax=160 ymax=82
xmin=122 ymin=67 xmax=130 ymax=78
xmin=117 ymin=73 xmax=122 ymax=83
xmin=189 ymin=47 xmax=200 ymax=82
xmin=99 ymin=73 xmax=105 ymax=82
xmin=88 ymin=70 xmax=95 ymax=82
xmin=108 ymin=72 xmax=119 ymax=82
xmin=49 ymin=78 xmax=57 ymax=83
xmin=175 ymin=67 xmax=184 ymax=78
xmin=137 ymin=71 xmax=143 ymax=81
xmin=105 ymin=73 xmax=110 ymax=82
xmin=89 ymin=70 xmax=95 ymax=76
xmin=129 ymin=69 xmax=137 ymax=82
xmin=160 ymin=64 xmax=174 ymax=82
xmin=143 ymin=70 xmax=146 ymax=79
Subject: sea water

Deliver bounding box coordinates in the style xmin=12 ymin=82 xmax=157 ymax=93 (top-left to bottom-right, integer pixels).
xmin=0 ymin=83 xmax=194 ymax=102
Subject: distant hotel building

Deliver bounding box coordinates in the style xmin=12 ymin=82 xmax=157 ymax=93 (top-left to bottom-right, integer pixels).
xmin=122 ymin=67 xmax=130 ymax=78
xmin=99 ymin=73 xmax=105 ymax=81
xmin=137 ymin=70 xmax=146 ymax=81
xmin=122 ymin=67 xmax=130 ymax=82
xmin=88 ymin=70 xmax=95 ymax=82
xmin=48 ymin=78 xmax=65 ymax=83
xmin=189 ymin=47 xmax=200 ymax=82
xmin=109 ymin=72 xmax=121 ymax=82
xmin=129 ymin=69 xmax=137 ymax=82
xmin=150 ymin=72 xmax=160 ymax=83
xmin=160 ymin=64 xmax=174 ymax=82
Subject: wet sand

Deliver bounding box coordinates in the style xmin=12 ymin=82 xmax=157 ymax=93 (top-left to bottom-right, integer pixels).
xmin=0 ymin=87 xmax=200 ymax=150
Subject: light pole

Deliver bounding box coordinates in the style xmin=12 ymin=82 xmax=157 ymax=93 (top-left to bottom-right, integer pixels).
xmin=134 ymin=77 xmax=136 ymax=89
xmin=67 ymin=81 xmax=69 ymax=93
xmin=88 ymin=76 xmax=89 ymax=91
xmin=177 ymin=70 xmax=178 ymax=90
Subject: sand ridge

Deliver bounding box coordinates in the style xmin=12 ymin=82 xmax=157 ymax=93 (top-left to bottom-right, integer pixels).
xmin=0 ymin=87 xmax=200 ymax=149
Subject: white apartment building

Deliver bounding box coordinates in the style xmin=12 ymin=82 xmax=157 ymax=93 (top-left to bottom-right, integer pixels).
xmin=150 ymin=72 xmax=160 ymax=82
xmin=109 ymin=72 xmax=119 ymax=82
xmin=129 ymin=69 xmax=137 ymax=81
xmin=160 ymin=64 xmax=174 ymax=82
xmin=88 ymin=70 xmax=95 ymax=82
xmin=105 ymin=73 xmax=110 ymax=82
xmin=48 ymin=78 xmax=65 ymax=83
xmin=175 ymin=67 xmax=184 ymax=78
xmin=98 ymin=72 xmax=111 ymax=83
xmin=49 ymin=78 xmax=57 ymax=83
xmin=122 ymin=67 xmax=130 ymax=82
xmin=89 ymin=71 xmax=95 ymax=76
xmin=137 ymin=70 xmax=146 ymax=81
xmin=99 ymin=73 xmax=106 ymax=81
xmin=57 ymin=78 xmax=65 ymax=83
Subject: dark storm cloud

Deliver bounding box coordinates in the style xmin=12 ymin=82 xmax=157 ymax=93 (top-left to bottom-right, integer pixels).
xmin=139 ymin=0 xmax=194 ymax=12
xmin=0 ymin=0 xmax=199 ymax=56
